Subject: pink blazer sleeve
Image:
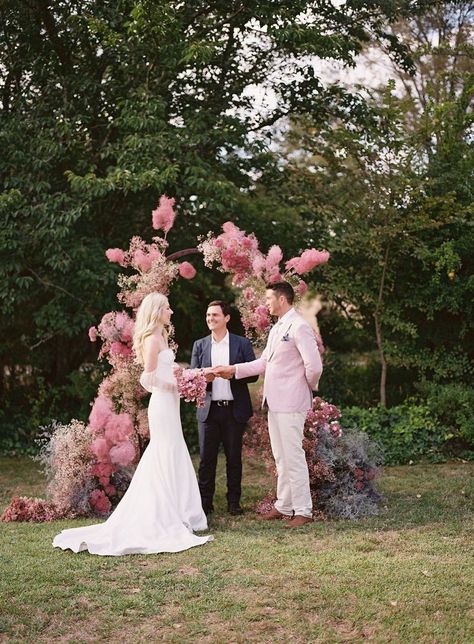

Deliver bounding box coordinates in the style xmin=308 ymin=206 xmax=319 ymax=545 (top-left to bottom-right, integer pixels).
xmin=294 ymin=323 xmax=323 ymax=390
xmin=235 ymin=355 xmax=267 ymax=379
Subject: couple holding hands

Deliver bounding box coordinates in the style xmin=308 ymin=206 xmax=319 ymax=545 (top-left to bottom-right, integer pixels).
xmin=53 ymin=281 xmax=322 ymax=556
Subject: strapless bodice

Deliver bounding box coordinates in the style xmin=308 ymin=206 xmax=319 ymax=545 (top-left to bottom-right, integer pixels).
xmin=140 ymin=349 xmax=176 ymax=393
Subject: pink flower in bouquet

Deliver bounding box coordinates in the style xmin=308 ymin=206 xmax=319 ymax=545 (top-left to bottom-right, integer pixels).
xmin=106 ymin=248 xmax=126 ymax=266
xmin=109 ymin=441 xmax=136 ymax=467
xmin=179 ymin=261 xmax=197 ymax=279
xmin=89 ymin=489 xmax=111 ymax=514
xmin=152 ymin=195 xmax=176 ymax=233
xmin=285 ymin=249 xmax=330 ymax=274
xmin=91 ymin=437 xmax=112 ymax=463
xmin=88 ymin=326 xmax=98 ymax=342
xmin=176 ymin=368 xmax=207 ymax=407
xmin=89 ymin=396 xmax=114 ymax=432
xmin=104 ymin=413 xmax=133 ymax=444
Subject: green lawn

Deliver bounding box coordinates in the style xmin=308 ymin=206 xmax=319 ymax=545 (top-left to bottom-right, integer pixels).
xmin=1 ymin=456 xmax=473 ymax=643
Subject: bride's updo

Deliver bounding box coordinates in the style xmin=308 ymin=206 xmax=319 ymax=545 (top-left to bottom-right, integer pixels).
xmin=133 ymin=292 xmax=169 ymax=365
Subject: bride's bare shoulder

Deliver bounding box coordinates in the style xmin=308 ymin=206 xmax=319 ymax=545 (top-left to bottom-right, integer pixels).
xmin=144 ymin=333 xmax=167 ymax=353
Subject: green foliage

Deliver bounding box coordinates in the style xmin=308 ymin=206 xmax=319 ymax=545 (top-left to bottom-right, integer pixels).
xmin=320 ymin=351 xmax=416 ymax=408
xmin=0 ymin=0 xmax=412 ymax=442
xmin=342 ymin=403 xmax=450 ymax=465
xmin=417 ymin=381 xmax=474 ymax=446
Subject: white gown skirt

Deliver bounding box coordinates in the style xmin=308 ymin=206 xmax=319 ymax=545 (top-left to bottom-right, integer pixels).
xmin=53 ymin=379 xmax=212 ymax=556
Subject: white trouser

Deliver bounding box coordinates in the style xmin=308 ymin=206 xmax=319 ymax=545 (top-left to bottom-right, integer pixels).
xmin=267 ymin=410 xmax=312 ymax=518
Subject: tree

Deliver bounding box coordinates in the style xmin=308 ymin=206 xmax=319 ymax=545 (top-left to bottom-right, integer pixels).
xmin=0 ymin=0 xmax=413 ymax=441
xmin=269 ymin=1 xmax=474 ymax=404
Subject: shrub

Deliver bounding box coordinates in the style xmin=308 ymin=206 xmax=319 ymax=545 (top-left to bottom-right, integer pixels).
xmin=341 ymin=403 xmax=448 ymax=465
xmin=417 ymin=382 xmax=474 ymax=447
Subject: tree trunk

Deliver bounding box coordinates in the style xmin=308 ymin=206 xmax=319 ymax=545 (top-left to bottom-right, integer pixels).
xmin=374 ymin=244 xmax=390 ymax=406
xmin=374 ymin=312 xmax=387 ymax=406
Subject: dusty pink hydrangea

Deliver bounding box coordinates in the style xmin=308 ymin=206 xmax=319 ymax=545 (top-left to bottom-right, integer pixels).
xmin=89 ymin=489 xmax=112 ymax=515
xmin=109 ymin=441 xmax=136 ymax=467
xmin=89 ymin=396 xmax=114 ymax=433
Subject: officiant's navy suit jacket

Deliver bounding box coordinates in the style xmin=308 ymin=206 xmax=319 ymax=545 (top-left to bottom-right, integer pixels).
xmin=191 ymin=333 xmax=258 ymax=424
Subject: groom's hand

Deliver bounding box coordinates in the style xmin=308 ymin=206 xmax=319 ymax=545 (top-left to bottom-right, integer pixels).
xmin=213 ymin=365 xmax=236 ymax=379
xmin=202 ymin=367 xmax=216 ymax=382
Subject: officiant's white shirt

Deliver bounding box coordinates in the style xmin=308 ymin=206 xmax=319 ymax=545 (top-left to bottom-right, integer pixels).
xmin=211 ymin=332 xmax=234 ymax=401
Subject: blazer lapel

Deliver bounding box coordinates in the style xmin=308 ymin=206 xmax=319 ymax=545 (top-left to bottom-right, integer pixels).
xmin=202 ymin=335 xmax=212 ymax=368
xmin=229 ymin=333 xmax=238 ymax=365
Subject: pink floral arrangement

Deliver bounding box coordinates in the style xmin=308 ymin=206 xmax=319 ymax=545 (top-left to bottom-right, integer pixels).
xmin=175 ymin=368 xmax=207 ymax=407
xmin=246 ymin=393 xmax=382 ymax=520
xmin=0 ymin=496 xmax=63 ymax=522
xmin=199 ymin=221 xmax=330 ymax=345
xmin=3 ymin=195 xmax=334 ymax=522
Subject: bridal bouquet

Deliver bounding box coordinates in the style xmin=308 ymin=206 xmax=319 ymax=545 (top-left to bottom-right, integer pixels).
xmin=175 ymin=368 xmax=207 ymax=408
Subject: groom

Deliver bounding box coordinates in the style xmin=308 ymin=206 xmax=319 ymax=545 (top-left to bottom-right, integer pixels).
xmin=214 ymin=282 xmax=322 ymax=528
xmin=191 ymin=301 xmax=258 ymax=517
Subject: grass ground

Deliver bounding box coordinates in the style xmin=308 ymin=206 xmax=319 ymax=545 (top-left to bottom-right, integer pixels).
xmin=0 ymin=455 xmax=473 ymax=643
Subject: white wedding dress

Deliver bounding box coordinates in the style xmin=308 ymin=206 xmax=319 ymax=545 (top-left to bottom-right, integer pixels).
xmin=53 ymin=348 xmax=212 ymax=556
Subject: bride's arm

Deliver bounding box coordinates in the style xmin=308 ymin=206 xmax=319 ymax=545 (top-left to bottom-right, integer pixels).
xmin=140 ymin=336 xmax=170 ymax=392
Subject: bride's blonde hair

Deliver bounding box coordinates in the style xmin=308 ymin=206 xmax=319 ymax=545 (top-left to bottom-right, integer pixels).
xmin=133 ymin=292 xmax=169 ymax=365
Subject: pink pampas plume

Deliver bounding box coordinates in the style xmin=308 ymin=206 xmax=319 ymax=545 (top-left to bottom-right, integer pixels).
xmin=179 ymin=261 xmax=197 ymax=279
xmin=265 ymin=245 xmax=283 ymax=273
xmin=285 ymin=249 xmax=330 ymax=274
xmin=105 ymin=248 xmax=126 ymax=266
xmin=109 ymin=441 xmax=136 ymax=467
xmin=152 ymin=195 xmax=176 ymax=233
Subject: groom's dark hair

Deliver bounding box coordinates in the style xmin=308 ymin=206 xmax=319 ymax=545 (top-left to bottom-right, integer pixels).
xmin=207 ymin=300 xmax=232 ymax=317
xmin=266 ymin=281 xmax=295 ymax=304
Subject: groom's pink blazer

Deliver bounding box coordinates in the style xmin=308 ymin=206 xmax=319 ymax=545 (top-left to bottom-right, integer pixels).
xmin=235 ymin=308 xmax=322 ymax=412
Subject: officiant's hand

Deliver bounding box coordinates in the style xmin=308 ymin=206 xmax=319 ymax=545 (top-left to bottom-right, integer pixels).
xmin=213 ymin=365 xmax=236 ymax=380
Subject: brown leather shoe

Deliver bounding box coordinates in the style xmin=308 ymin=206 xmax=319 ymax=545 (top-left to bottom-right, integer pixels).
xmin=256 ymin=507 xmax=292 ymax=521
xmin=284 ymin=515 xmax=313 ymax=528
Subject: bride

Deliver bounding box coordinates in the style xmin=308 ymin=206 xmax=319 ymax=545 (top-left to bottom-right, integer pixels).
xmin=53 ymin=292 xmax=213 ymax=556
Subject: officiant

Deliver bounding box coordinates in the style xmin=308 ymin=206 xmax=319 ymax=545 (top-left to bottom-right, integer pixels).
xmin=191 ymin=301 xmax=258 ymax=517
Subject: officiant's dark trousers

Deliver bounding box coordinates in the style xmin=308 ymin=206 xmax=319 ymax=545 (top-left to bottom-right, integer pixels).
xmin=198 ymin=401 xmax=245 ymax=512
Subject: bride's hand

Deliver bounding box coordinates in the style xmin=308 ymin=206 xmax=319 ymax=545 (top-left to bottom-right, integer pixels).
xmin=202 ymin=367 xmax=216 ymax=382
xmin=172 ymin=364 xmax=183 ymax=377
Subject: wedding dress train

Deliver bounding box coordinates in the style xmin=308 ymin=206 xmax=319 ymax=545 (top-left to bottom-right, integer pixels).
xmin=53 ymin=349 xmax=212 ymax=556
